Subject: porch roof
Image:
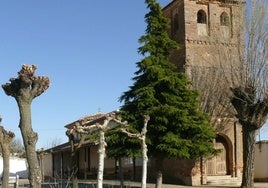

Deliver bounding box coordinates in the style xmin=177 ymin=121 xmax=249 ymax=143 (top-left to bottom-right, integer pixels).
xmin=47 ymin=111 xmax=123 ymax=154
xmin=64 ymin=111 xmax=119 ymax=129
xmin=45 ymin=139 xmax=97 ymax=154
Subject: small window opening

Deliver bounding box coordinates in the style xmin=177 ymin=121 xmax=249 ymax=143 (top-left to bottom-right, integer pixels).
xmin=220 ymin=12 xmax=230 ymax=26
xmin=197 ymin=10 xmax=207 ymax=24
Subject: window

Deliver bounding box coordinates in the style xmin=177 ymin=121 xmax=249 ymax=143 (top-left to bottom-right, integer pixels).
xmin=220 ymin=12 xmax=230 ymax=26
xmin=220 ymin=12 xmax=230 ymax=38
xmin=197 ymin=10 xmax=207 ymax=24
xmin=197 ymin=10 xmax=208 ymax=36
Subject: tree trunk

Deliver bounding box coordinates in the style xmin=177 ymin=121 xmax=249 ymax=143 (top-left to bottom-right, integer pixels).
xmin=72 ymin=176 xmax=78 ymax=188
xmin=155 ymin=170 xmax=163 ymax=188
xmin=118 ymin=157 xmax=124 ymax=188
xmin=1 ymin=141 xmax=10 ymax=188
xmin=132 ymin=157 xmax=136 ymax=181
xmin=240 ymin=125 xmax=256 ymax=188
xmin=0 ymin=124 xmax=15 ymax=188
xmin=71 ymin=151 xmax=79 ymax=188
xmin=97 ymin=131 xmax=105 ymax=188
xmin=17 ymin=101 xmax=41 ymax=188
xmin=67 ymin=133 xmax=86 ymax=188
xmin=2 ymin=64 xmax=50 ymax=188
xmin=155 ymin=157 xmax=163 ymax=188
xmin=141 ymin=132 xmax=148 ymax=188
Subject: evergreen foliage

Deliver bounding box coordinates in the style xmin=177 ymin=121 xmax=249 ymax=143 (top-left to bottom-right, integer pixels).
xmin=118 ymin=0 xmax=216 ymax=159
xmin=106 ymin=126 xmax=141 ymax=158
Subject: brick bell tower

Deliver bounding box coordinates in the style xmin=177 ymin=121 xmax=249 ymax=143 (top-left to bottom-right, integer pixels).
xmin=161 ymin=0 xmax=245 ymax=186
xmin=163 ymin=0 xmax=244 ymax=73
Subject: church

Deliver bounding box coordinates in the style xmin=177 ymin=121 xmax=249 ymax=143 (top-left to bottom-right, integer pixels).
xmin=41 ymin=0 xmax=245 ymax=186
xmin=161 ymin=0 xmax=244 ymax=185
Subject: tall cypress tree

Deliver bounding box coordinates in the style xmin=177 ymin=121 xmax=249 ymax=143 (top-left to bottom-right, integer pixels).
xmin=119 ymin=0 xmax=217 ymax=186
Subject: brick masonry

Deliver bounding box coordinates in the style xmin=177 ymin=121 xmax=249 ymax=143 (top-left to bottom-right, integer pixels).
xmin=160 ymin=0 xmax=244 ymax=185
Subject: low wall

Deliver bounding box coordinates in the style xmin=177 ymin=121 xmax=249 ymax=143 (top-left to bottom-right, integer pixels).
xmin=255 ymin=141 xmax=268 ymax=182
xmin=0 ymin=157 xmax=28 ymax=179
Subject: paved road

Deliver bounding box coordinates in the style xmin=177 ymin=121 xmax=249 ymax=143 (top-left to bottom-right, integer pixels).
xmin=137 ymin=182 xmax=268 ymax=188
xmin=102 ymin=180 xmax=268 ymax=188
xmin=162 ymin=182 xmax=268 ymax=188
xmin=18 ymin=179 xmax=268 ymax=188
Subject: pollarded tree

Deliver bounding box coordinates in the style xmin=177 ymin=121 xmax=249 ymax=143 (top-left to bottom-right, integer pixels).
xmin=66 ymin=127 xmax=86 ymax=188
xmin=0 ymin=117 xmax=15 ymax=188
xmin=231 ymin=1 xmax=268 ymax=187
xmin=199 ymin=0 xmax=268 ymax=187
xmin=121 ymin=115 xmax=150 ymax=188
xmin=119 ymin=0 xmax=217 ymax=187
xmin=2 ymin=64 xmax=50 ymax=188
xmin=67 ymin=112 xmax=127 ymax=188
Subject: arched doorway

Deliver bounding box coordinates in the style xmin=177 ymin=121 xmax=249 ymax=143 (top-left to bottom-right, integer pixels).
xmin=206 ymin=134 xmax=233 ymax=175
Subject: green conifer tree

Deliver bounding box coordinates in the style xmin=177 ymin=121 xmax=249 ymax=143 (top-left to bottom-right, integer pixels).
xmin=119 ymin=0 xmax=217 ymax=186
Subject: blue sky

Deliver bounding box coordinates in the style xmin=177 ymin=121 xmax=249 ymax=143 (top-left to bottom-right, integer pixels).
xmin=0 ymin=0 xmax=267 ymax=149
xmin=0 ymin=0 xmax=172 ymax=148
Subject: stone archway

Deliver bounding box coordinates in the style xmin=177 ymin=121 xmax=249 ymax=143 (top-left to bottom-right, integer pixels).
xmin=206 ymin=134 xmax=233 ymax=176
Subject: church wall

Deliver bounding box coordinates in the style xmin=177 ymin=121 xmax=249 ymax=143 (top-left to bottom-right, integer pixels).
xmin=235 ymin=122 xmax=243 ymax=178
xmin=254 ymin=141 xmax=268 ymax=181
xmin=163 ymin=0 xmax=186 ymax=70
xmin=148 ymin=158 xmax=200 ymax=186
xmin=184 ymin=0 xmax=208 ymax=40
xmin=213 ymin=120 xmax=243 ymax=179
xmin=163 ymin=0 xmax=244 ymax=185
